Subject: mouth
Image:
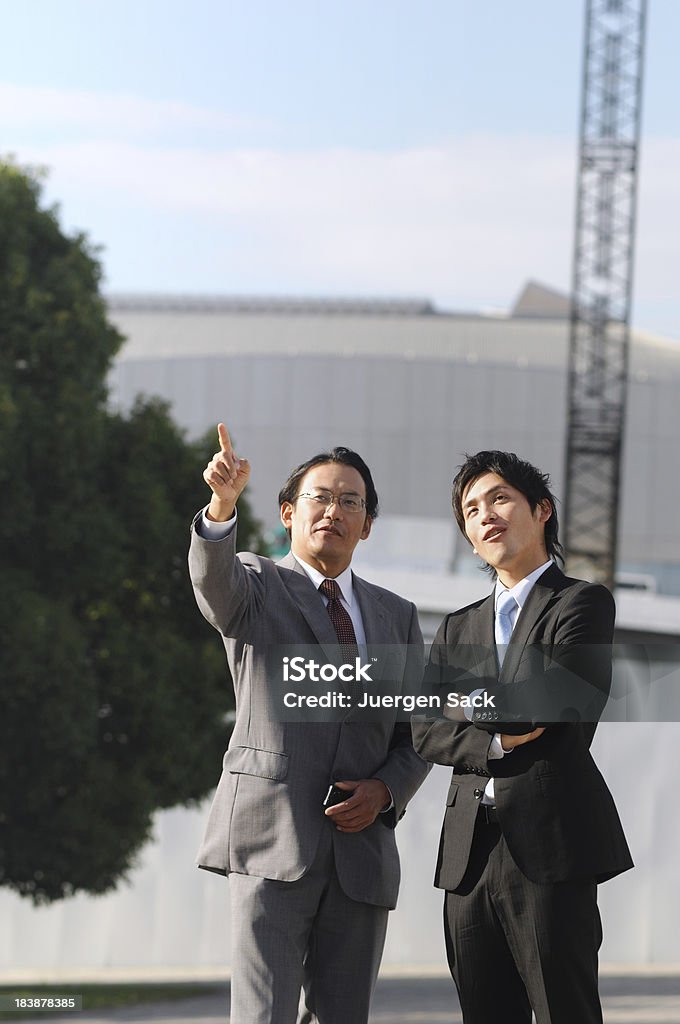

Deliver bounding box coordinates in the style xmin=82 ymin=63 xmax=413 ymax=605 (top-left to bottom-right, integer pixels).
xmin=315 ymin=524 xmax=341 ymax=537
xmin=483 ymin=527 xmax=506 ymax=542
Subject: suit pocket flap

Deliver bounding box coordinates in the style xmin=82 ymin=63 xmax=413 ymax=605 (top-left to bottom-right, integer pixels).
xmin=446 ymin=780 xmax=459 ymax=807
xmin=224 ymin=745 xmax=289 ymax=781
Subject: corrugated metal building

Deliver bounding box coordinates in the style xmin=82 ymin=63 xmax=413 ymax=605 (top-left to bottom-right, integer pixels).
xmin=108 ymin=282 xmax=680 ymax=592
xmin=2 ymin=284 xmax=678 ymax=978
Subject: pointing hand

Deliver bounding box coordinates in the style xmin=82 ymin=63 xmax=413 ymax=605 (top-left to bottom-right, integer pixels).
xmin=203 ymin=423 xmax=251 ymax=521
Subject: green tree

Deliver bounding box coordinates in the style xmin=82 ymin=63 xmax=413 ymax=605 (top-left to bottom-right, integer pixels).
xmin=0 ymin=159 xmax=263 ymax=902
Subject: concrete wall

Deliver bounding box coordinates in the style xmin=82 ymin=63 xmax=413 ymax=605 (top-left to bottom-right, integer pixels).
xmin=0 ymin=722 xmax=675 ymax=976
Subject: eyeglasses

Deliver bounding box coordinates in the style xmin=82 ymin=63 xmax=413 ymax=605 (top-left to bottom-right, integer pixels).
xmin=297 ymin=490 xmax=367 ymax=513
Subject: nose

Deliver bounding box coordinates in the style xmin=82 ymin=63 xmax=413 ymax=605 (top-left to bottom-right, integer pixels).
xmin=323 ymin=497 xmax=342 ymax=518
xmin=480 ymin=502 xmax=496 ymax=524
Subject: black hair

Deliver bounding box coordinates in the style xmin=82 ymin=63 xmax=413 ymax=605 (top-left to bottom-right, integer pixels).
xmin=278 ymin=447 xmax=379 ymax=520
xmin=451 ymin=450 xmax=563 ymax=567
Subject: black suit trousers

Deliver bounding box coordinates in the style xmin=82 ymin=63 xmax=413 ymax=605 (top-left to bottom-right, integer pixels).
xmin=444 ymin=812 xmax=603 ymax=1024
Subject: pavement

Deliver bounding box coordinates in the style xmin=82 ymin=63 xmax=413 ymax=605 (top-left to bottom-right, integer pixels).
xmin=7 ymin=974 xmax=680 ymax=1024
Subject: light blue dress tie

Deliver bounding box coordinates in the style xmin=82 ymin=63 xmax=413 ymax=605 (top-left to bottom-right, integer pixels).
xmin=495 ymin=590 xmax=518 ymax=668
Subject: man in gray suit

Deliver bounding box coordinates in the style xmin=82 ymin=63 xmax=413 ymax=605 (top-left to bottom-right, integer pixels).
xmin=189 ymin=423 xmax=428 ymax=1024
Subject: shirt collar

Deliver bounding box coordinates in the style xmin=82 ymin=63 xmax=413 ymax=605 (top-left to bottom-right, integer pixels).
xmin=494 ymin=558 xmax=553 ymax=611
xmin=293 ymin=555 xmax=355 ymax=607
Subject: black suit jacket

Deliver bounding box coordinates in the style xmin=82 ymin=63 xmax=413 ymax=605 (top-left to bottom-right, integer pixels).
xmin=412 ymin=565 xmax=633 ymax=889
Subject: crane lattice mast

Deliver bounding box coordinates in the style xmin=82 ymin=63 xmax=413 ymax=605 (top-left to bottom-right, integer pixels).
xmin=563 ymin=0 xmax=647 ymax=588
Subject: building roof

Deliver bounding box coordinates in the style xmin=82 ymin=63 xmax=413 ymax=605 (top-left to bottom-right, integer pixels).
xmin=107 ymin=281 xmax=680 ymax=380
xmin=511 ymin=280 xmax=572 ymax=319
xmin=107 ymin=294 xmax=437 ymax=317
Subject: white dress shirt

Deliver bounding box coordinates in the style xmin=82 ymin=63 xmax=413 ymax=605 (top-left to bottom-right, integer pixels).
xmin=478 ymin=559 xmax=553 ymax=805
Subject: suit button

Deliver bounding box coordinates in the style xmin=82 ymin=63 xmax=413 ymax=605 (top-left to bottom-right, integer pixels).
xmin=474 ymin=788 xmax=482 ymax=799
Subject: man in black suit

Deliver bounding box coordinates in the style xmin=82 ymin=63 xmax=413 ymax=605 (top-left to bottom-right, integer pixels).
xmin=412 ymin=451 xmax=633 ymax=1024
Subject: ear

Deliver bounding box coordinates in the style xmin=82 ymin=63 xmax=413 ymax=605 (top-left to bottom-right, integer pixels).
xmin=537 ymin=499 xmax=552 ymax=524
xmin=280 ymin=502 xmax=294 ymax=530
xmin=360 ymin=516 xmax=372 ymax=541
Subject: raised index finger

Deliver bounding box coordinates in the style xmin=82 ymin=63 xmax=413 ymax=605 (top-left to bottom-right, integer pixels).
xmin=217 ymin=422 xmax=232 ymax=453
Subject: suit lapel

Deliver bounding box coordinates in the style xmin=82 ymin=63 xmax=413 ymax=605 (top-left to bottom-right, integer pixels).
xmin=478 ymin=591 xmax=495 ymax=643
xmin=499 ymin=563 xmax=562 ymax=683
xmin=277 ymin=553 xmax=338 ymax=656
xmin=352 ymin=574 xmax=392 ymax=683
xmin=470 ymin=593 xmax=499 ymax=679
xmin=352 ymin=574 xmax=389 ymax=645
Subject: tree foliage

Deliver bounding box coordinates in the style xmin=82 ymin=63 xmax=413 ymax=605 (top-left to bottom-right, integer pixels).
xmin=0 ymin=159 xmax=263 ymax=902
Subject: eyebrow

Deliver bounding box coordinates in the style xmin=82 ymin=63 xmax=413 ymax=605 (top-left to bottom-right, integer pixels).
xmin=307 ymin=488 xmax=363 ymax=497
xmin=463 ymin=484 xmax=509 ymax=509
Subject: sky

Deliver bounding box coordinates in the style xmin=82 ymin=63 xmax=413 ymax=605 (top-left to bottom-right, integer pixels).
xmin=1 ymin=0 xmax=679 ymax=339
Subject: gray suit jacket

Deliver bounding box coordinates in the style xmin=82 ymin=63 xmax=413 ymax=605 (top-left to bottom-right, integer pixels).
xmin=189 ymin=516 xmax=428 ymax=909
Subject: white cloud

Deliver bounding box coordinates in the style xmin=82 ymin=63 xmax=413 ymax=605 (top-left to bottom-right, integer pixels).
xmin=14 ymin=135 xmax=576 ymax=293
xmin=0 ymin=82 xmax=259 ymax=141
xmin=5 ymin=129 xmax=679 ymax=335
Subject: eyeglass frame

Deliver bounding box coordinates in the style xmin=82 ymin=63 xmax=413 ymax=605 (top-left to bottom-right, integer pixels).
xmin=296 ymin=490 xmax=367 ymax=514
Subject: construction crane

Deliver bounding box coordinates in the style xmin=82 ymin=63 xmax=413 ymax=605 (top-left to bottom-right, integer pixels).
xmin=563 ymin=0 xmax=648 ymax=589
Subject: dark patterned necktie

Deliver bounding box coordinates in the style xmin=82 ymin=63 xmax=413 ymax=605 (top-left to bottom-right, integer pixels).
xmin=319 ymin=578 xmax=358 ymax=659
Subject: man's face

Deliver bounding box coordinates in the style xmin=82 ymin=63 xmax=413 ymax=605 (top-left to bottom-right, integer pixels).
xmin=461 ymin=471 xmax=551 ymax=586
xmin=280 ymin=462 xmax=372 ymax=576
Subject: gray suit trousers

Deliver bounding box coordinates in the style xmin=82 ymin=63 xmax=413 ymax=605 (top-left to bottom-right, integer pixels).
xmin=229 ymin=821 xmax=389 ymax=1024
